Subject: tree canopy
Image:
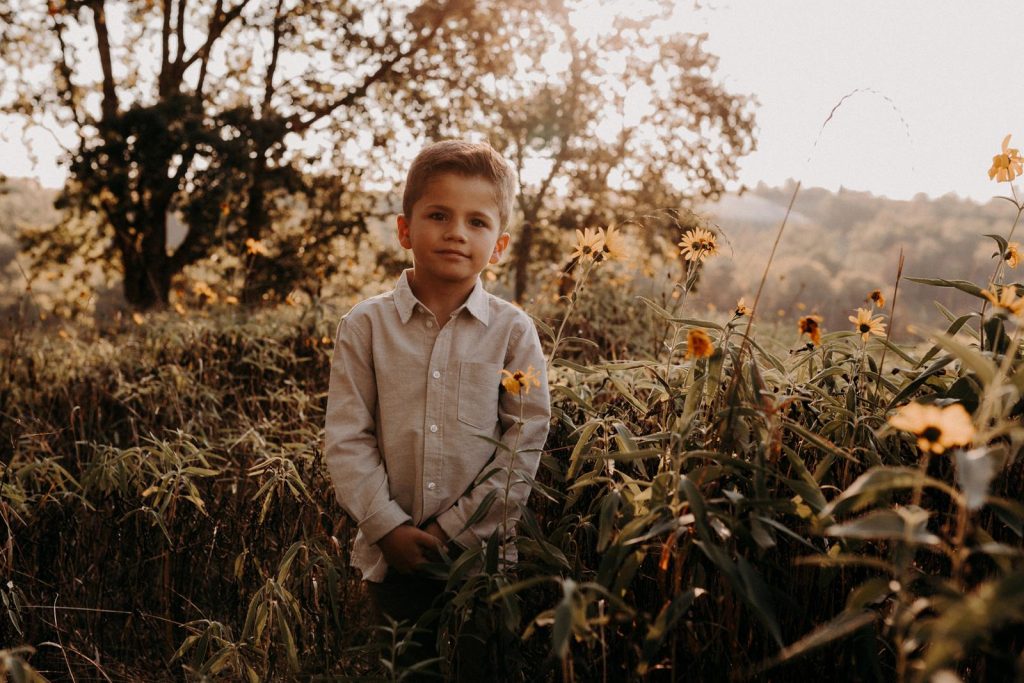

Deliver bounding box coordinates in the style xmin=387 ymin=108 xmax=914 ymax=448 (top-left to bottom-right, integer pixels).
xmin=1 ymin=0 xmax=756 ymax=309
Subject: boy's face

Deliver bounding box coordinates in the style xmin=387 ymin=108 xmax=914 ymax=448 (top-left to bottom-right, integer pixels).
xmin=397 ymin=172 xmax=510 ymax=291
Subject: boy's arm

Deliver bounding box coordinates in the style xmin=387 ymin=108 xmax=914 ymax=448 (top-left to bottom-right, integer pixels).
xmin=324 ymin=316 xmax=411 ymax=547
xmin=435 ymin=319 xmax=551 ymax=548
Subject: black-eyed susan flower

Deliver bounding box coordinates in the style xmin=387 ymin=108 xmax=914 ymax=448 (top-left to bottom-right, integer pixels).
xmin=981 ymin=286 xmax=1024 ymax=316
xmin=888 ymin=402 xmax=975 ymax=454
xmin=1005 ymin=242 xmax=1021 ymax=268
xmin=501 ymin=366 xmax=541 ymax=396
xmin=678 ymin=226 xmax=718 ymax=263
xmin=734 ymin=297 xmax=751 ymax=317
xmin=849 ymin=307 xmax=886 ymax=342
xmin=988 ymin=134 xmax=1024 ymax=182
xmin=867 ymin=289 xmax=885 ymax=309
xmin=600 ymin=223 xmax=630 ymax=262
xmin=571 ymin=228 xmax=605 ymax=263
xmin=684 ymin=328 xmax=714 ymax=359
xmin=798 ymin=314 xmax=823 ymax=346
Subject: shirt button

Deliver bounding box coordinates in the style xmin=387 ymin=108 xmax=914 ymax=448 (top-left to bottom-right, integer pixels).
xmin=429 ymin=424 xmax=438 ymax=433
xmin=427 ymin=482 xmax=437 ymax=491
xmin=432 ymin=370 xmax=441 ymax=379
xmin=425 ymin=320 xmax=434 ymax=328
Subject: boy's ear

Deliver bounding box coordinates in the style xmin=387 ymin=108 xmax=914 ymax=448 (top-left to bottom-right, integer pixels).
xmin=489 ymin=232 xmax=511 ymax=265
xmin=396 ymin=214 xmax=413 ymax=250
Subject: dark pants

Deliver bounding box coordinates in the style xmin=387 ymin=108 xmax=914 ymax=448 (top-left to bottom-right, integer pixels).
xmin=367 ymin=569 xmax=502 ymax=682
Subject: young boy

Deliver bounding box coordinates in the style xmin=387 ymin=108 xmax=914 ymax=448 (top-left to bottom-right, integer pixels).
xmin=323 ymin=140 xmax=550 ymax=677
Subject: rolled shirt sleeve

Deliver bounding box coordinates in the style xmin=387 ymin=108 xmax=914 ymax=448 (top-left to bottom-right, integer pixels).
xmin=324 ymin=315 xmax=411 ymax=546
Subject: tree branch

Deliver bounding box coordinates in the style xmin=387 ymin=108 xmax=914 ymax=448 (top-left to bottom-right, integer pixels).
xmin=88 ymin=0 xmax=119 ymax=123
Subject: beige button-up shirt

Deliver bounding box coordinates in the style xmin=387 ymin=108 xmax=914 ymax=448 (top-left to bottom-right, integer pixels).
xmin=324 ymin=269 xmax=550 ymax=582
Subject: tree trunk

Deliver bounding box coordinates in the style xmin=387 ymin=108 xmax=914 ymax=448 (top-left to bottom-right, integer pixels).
xmin=119 ymin=211 xmax=172 ymax=310
xmin=512 ymin=220 xmax=535 ymax=303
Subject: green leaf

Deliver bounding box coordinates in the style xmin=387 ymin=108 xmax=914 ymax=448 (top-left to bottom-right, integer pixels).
xmin=758 ymin=609 xmax=875 ymax=671
xmin=820 ymin=466 xmax=958 ymax=518
xmin=825 ymin=507 xmax=941 ymax=545
xmin=906 ymin=277 xmax=985 ymax=298
xmin=955 ymin=448 xmax=997 ymax=511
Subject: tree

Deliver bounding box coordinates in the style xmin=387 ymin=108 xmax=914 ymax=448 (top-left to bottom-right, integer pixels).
xmin=1 ymin=0 xmax=532 ymax=309
xmin=433 ymin=3 xmax=757 ymax=301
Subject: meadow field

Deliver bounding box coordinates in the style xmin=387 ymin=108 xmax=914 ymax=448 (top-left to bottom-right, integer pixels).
xmin=3 ymin=172 xmax=1024 ymax=681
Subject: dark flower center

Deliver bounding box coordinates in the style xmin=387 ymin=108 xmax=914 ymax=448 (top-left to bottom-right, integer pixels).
xmin=860 ymin=323 xmax=871 ymax=333
xmin=921 ymin=426 xmax=942 ymax=443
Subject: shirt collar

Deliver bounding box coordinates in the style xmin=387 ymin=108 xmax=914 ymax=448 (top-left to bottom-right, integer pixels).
xmin=393 ymin=269 xmax=490 ymax=326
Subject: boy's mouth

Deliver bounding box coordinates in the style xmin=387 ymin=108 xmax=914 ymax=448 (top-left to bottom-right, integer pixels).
xmin=436 ymin=249 xmax=470 ymax=258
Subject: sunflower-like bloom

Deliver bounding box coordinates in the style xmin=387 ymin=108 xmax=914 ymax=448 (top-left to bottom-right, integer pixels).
xmin=798 ymin=314 xmax=823 ymax=346
xmin=888 ymin=402 xmax=975 ymax=454
xmin=571 ymin=228 xmax=605 ymax=263
xmin=684 ymin=328 xmax=714 ymax=359
xmin=1005 ymin=242 xmax=1021 ymax=268
xmin=849 ymin=307 xmax=886 ymax=342
xmin=246 ymin=238 xmax=270 ymax=256
xmin=868 ymin=289 xmax=885 ymax=309
xmin=678 ymin=227 xmax=718 ymax=262
xmin=501 ymin=366 xmax=542 ymax=396
xmin=981 ymin=286 xmax=1024 ymax=316
xmin=600 ymin=223 xmax=630 ymax=262
xmin=734 ymin=297 xmax=751 ymax=317
xmin=988 ymin=134 xmax=1024 ymax=182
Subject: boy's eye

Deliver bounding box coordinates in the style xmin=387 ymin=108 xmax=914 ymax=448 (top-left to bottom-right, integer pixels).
xmin=471 ymin=218 xmax=489 ymax=228
xmin=428 ymin=212 xmax=447 ymax=221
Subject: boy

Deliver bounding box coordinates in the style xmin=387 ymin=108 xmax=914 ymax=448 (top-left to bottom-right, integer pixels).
xmin=323 ymin=140 xmax=551 ymax=678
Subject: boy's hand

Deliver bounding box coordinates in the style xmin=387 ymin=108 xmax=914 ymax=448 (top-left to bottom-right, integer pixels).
xmin=422 ymin=520 xmax=449 ymax=545
xmin=377 ymin=524 xmax=443 ymax=574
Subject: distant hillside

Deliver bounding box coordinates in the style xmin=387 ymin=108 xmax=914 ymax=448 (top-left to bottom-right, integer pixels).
xmin=693 ymin=181 xmax=1006 ymax=338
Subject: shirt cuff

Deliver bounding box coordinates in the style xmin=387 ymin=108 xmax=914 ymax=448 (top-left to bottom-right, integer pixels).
xmin=436 ymin=507 xmax=477 ymax=549
xmin=360 ymin=501 xmax=412 ymax=546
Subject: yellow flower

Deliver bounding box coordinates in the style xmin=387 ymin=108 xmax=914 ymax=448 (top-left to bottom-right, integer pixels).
xmin=501 ymin=366 xmax=541 ymax=395
xmin=798 ymin=315 xmax=823 ymax=346
xmin=192 ymin=281 xmax=218 ymax=303
xmin=246 ymin=238 xmax=269 ymax=256
xmin=868 ymin=289 xmax=885 ymax=308
xmin=678 ymin=226 xmax=718 ymax=262
xmin=571 ymin=227 xmax=605 ymax=263
xmin=988 ymin=134 xmax=1024 ymax=182
xmin=1005 ymin=242 xmax=1021 ymax=268
xmin=849 ymin=307 xmax=886 ymax=342
xmin=981 ymin=286 xmax=1024 ymax=315
xmin=888 ymin=402 xmax=975 ymax=454
xmin=599 ymin=223 xmax=630 ymax=262
xmin=684 ymin=328 xmax=714 ymax=360
xmin=734 ymin=297 xmax=751 ymax=317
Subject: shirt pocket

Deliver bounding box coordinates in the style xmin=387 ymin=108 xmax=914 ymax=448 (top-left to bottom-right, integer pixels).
xmin=457 ymin=361 xmax=501 ymax=429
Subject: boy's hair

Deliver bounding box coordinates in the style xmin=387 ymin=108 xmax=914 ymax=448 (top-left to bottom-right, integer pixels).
xmin=402 ymin=140 xmax=518 ymax=230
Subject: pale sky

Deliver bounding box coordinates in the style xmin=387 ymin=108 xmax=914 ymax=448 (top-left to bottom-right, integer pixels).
xmin=2 ymin=0 xmax=1022 ymax=202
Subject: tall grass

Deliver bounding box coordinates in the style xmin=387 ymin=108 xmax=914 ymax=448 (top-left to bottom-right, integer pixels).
xmin=2 ymin=182 xmax=1024 ymax=681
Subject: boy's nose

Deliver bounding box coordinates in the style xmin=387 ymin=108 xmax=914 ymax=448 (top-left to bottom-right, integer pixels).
xmin=444 ymin=220 xmax=469 ymax=240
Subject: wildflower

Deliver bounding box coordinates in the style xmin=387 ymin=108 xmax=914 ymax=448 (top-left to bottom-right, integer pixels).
xmin=981 ymin=286 xmax=1024 ymax=315
xmin=246 ymin=238 xmax=269 ymax=256
xmin=225 ymin=295 xmax=239 ymax=305
xmin=173 ymin=302 xmax=186 ymax=315
xmin=1005 ymin=242 xmax=1021 ymax=268
xmin=192 ymin=281 xmax=218 ymax=303
xmin=798 ymin=315 xmax=823 ymax=346
xmin=684 ymin=328 xmax=714 ymax=360
xmin=131 ymin=312 xmax=145 ymax=325
xmin=849 ymin=307 xmax=886 ymax=342
xmin=734 ymin=297 xmax=751 ymax=317
xmin=678 ymin=226 xmax=718 ymax=262
xmin=888 ymin=402 xmax=975 ymax=454
xmin=988 ymin=134 xmax=1024 ymax=182
xmin=600 ymin=223 xmax=629 ymax=262
xmin=867 ymin=289 xmax=885 ymax=308
xmin=571 ymin=228 xmax=605 ymax=263
xmin=501 ymin=366 xmax=541 ymax=396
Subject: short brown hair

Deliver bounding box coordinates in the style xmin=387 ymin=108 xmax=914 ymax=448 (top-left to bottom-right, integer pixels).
xmin=402 ymin=140 xmax=517 ymax=230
